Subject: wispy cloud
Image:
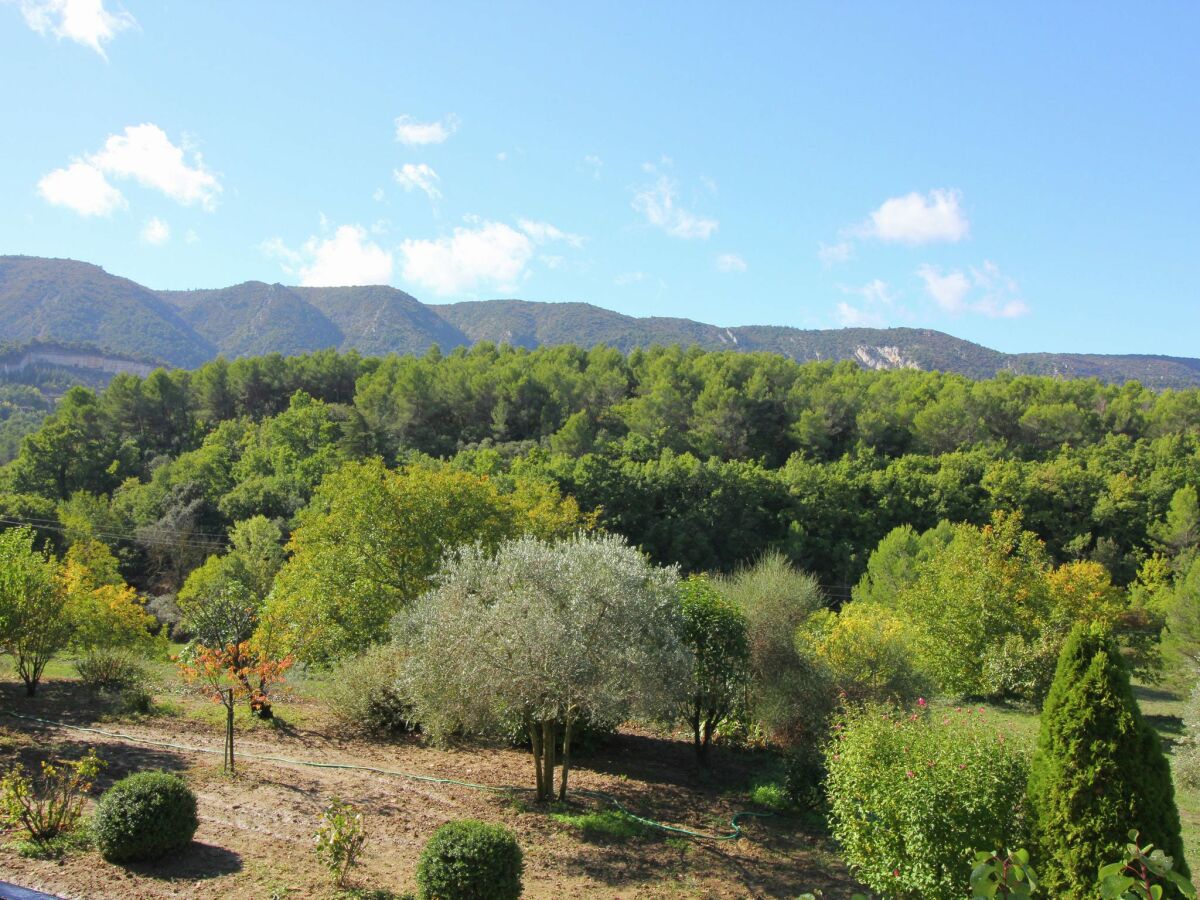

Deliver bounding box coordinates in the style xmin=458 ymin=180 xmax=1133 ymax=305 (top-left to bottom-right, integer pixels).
xmin=17 ymin=0 xmax=135 ymax=58
xmin=633 ymin=174 xmax=718 ymax=240
xmin=715 ymin=253 xmax=747 ymax=273
xmin=818 ymin=240 xmax=853 ymax=266
xmin=394 ymin=113 xmax=460 ymax=146
xmin=834 ymin=279 xmax=898 ymax=327
xmin=393 ymin=163 xmax=441 ymax=202
xmin=917 ymin=261 xmax=1028 ymax=318
xmin=140 ymin=216 xmax=169 ymax=245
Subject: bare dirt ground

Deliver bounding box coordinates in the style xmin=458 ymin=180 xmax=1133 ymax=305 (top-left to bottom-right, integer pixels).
xmin=0 ymin=677 xmax=863 ymax=899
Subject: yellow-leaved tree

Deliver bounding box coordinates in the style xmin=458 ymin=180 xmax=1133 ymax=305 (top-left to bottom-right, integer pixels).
xmin=258 ymin=458 xmax=589 ymax=666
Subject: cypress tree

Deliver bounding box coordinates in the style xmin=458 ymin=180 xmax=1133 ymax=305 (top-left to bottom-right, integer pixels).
xmin=1027 ymin=623 xmax=1188 ymax=897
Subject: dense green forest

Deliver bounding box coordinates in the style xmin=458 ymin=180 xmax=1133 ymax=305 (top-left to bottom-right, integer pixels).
xmin=2 ymin=342 xmax=1198 ymax=596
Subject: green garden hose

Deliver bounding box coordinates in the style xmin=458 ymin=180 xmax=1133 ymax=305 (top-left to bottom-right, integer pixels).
xmin=1 ymin=709 xmax=770 ymax=841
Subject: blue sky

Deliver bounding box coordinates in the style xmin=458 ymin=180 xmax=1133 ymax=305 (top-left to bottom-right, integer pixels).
xmin=2 ymin=2 xmax=1197 ymax=355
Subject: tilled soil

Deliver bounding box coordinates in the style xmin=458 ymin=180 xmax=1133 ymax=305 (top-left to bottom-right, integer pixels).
xmin=0 ymin=680 xmax=862 ymax=899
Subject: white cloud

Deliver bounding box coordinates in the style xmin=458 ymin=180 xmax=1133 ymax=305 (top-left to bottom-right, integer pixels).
xmin=140 ymin=216 xmax=169 ymax=245
xmin=400 ymin=220 xmax=535 ymax=296
xmin=917 ymin=261 xmax=1028 ymax=318
xmin=88 ymin=124 xmax=221 ymax=210
xmin=36 ymin=161 xmax=125 ymax=216
xmin=392 ymin=163 xmax=441 ymax=201
xmin=833 ymin=279 xmax=897 ymax=327
xmin=517 ymin=218 xmax=584 ymax=248
xmin=496 ymin=151 xmax=508 ymax=162
xmin=184 ymin=229 xmax=199 ymax=244
xmin=583 ymin=154 xmax=602 ymax=179
xmin=715 ymin=253 xmax=746 ymax=273
xmin=262 ymin=225 xmax=393 ymax=287
xmin=615 ymin=271 xmax=647 ymax=286
xmin=372 ymin=187 xmax=385 ymax=202
xmin=18 ymin=0 xmax=134 ymax=58
xmin=818 ymin=240 xmax=853 ymax=266
xmin=394 ymin=113 xmax=459 ymax=146
xmin=861 ymin=188 xmax=969 ymax=245
xmin=835 ymin=302 xmax=886 ymax=327
xmin=633 ymin=175 xmax=718 ymax=240
xmin=917 ymin=264 xmax=971 ymax=312
xmin=299 ymin=225 xmax=393 ymax=286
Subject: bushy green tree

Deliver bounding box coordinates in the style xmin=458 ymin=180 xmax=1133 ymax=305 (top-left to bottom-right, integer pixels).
xmin=1027 ymin=624 xmax=1187 ymax=898
xmin=675 ymin=574 xmax=749 ymax=764
xmin=0 ymin=526 xmax=70 ymax=696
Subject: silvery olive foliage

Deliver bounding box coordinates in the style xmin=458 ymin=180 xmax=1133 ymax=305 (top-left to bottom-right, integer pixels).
xmin=397 ymin=531 xmax=690 ymax=798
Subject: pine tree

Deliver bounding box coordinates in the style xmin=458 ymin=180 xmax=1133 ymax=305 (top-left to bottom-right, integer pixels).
xmin=1027 ymin=623 xmax=1188 ymax=897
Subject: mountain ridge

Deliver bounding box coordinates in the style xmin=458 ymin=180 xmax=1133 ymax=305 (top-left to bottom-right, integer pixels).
xmin=2 ymin=254 xmax=1198 ymax=388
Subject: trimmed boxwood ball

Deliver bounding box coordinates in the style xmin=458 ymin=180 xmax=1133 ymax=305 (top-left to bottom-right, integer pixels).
xmin=416 ymin=819 xmax=523 ymax=900
xmin=92 ymin=771 xmax=199 ymax=863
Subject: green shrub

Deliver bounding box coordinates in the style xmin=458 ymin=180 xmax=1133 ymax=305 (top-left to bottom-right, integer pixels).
xmin=314 ymin=797 xmax=367 ymax=887
xmin=1027 ymin=624 xmax=1187 ymax=898
xmin=326 ymin=644 xmax=416 ymax=735
xmin=1 ymin=749 xmax=103 ymax=845
xmin=825 ymin=702 xmax=1030 ymax=900
xmin=75 ymin=651 xmax=149 ymax=693
xmin=416 ymin=819 xmax=523 ymax=900
xmin=782 ymin=743 xmax=826 ymax=810
xmin=92 ymin=771 xmax=198 ymax=863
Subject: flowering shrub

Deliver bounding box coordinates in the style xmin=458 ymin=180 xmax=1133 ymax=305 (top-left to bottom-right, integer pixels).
xmin=824 ymin=702 xmax=1030 ymax=900
xmin=0 ymin=749 xmax=103 ymax=844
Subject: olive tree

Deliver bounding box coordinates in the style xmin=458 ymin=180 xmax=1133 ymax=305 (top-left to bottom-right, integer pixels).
xmin=400 ymin=532 xmax=688 ymax=801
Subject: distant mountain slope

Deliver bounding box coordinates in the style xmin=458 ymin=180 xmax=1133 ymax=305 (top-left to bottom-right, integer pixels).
xmin=0 ymin=256 xmax=211 ymax=367
xmin=1 ymin=255 xmax=1198 ymax=388
xmin=159 ymin=282 xmax=344 ymax=358
xmin=294 ymin=285 xmax=468 ymax=355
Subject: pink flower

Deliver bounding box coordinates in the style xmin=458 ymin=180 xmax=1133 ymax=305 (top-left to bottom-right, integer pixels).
xmin=917 ymin=697 xmax=928 ymax=708
xmin=893 ymin=869 xmax=900 ymax=878
xmin=906 ymin=770 xmax=915 ymax=778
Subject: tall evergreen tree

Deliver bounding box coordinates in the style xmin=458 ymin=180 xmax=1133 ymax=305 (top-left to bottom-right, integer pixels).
xmin=1027 ymin=623 xmax=1188 ymax=897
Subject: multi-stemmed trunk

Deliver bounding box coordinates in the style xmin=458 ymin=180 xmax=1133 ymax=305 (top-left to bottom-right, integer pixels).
xmin=527 ymin=713 xmax=575 ymax=802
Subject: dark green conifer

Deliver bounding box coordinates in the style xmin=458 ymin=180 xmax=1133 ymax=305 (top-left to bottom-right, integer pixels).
xmin=1028 ymin=623 xmax=1188 ymax=897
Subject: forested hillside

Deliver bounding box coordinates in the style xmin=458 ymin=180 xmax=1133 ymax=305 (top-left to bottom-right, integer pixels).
xmin=4 ymin=254 xmax=1200 ymax=387
xmin=3 ymin=343 xmax=1199 ymax=598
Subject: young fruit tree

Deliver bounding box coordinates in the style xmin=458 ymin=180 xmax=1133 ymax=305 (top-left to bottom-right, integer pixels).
xmin=400 ymin=532 xmax=689 ymax=801
xmin=675 ymin=574 xmax=748 ymax=765
xmin=0 ymin=526 xmax=71 ymax=697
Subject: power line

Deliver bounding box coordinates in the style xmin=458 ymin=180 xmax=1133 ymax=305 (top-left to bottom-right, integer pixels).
xmin=0 ymin=515 xmax=229 ymax=552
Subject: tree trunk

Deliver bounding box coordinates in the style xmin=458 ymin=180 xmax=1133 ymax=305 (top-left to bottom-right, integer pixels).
xmin=23 ymin=677 xmax=36 ymax=698
xmin=690 ymin=700 xmax=703 ymax=763
xmin=541 ymin=720 xmax=556 ymax=802
xmin=699 ymin=714 xmax=716 ymax=766
xmin=529 ymin=720 xmax=545 ymax=799
xmin=558 ymin=714 xmax=573 ymax=801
